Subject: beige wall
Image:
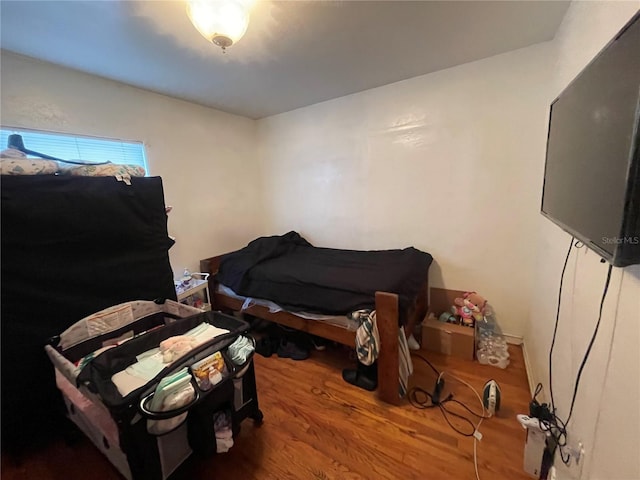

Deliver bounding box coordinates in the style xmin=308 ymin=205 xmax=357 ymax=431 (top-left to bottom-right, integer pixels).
xmin=256 ymin=42 xmax=555 ymax=337
xmin=525 ymin=3 xmax=640 ymax=479
xmin=1 ymin=52 xmax=266 ymax=277
xmin=3 ymin=7 xmax=639 ymax=477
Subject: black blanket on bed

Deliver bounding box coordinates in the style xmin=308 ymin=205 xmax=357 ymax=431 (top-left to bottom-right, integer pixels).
xmin=217 ymin=231 xmax=433 ymax=315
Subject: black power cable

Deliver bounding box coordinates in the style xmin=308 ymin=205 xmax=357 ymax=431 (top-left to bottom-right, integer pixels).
xmin=549 ymin=236 xmax=574 ymax=412
xmin=407 ymin=385 xmax=478 ymax=437
xmin=564 ymin=263 xmax=613 ymax=427
xmin=544 ymin=240 xmax=614 ymax=465
xmin=411 ymin=352 xmax=440 ymax=376
xmin=408 ymin=353 xmax=489 ymax=437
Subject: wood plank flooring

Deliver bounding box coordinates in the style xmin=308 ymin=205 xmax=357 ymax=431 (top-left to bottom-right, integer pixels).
xmin=2 ymin=344 xmax=533 ymax=480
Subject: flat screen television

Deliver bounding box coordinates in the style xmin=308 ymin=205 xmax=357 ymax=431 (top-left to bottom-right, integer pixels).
xmin=541 ymin=11 xmax=640 ymax=267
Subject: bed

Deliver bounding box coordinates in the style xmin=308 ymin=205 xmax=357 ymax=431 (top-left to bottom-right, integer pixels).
xmin=200 ymin=232 xmax=432 ymax=405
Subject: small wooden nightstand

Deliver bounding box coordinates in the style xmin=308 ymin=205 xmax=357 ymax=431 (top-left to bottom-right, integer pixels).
xmin=175 ymin=272 xmax=211 ymax=311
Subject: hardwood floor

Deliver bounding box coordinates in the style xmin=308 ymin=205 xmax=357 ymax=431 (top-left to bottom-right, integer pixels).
xmin=2 ymin=344 xmax=533 ymax=480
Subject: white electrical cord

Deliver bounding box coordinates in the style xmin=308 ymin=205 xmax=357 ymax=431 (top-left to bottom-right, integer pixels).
xmin=474 ymin=427 xmax=482 ymax=480
xmin=444 ymin=372 xmax=490 ymax=480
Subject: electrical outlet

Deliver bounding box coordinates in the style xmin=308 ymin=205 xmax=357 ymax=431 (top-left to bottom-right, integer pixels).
xmin=575 ymin=442 xmax=585 ymax=468
xmin=575 ymin=442 xmax=585 ymax=478
xmin=562 ymin=440 xmax=585 ymax=479
xmin=569 ymin=441 xmax=585 ymax=468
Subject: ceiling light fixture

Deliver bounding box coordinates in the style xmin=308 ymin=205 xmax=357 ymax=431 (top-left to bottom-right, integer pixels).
xmin=186 ymin=0 xmax=252 ymax=52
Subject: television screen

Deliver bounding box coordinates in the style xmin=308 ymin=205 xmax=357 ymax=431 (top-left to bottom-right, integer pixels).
xmin=541 ymin=12 xmax=640 ymax=267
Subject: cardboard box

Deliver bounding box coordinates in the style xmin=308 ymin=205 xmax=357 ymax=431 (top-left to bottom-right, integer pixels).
xmin=420 ymin=287 xmax=475 ymax=360
xmin=421 ymin=318 xmax=475 ymax=360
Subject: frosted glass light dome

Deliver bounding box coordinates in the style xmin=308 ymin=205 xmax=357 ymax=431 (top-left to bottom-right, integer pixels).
xmin=187 ymin=0 xmax=251 ymax=51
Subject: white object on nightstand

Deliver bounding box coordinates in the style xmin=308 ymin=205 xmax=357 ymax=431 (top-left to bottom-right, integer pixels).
xmin=175 ymin=272 xmax=211 ymax=311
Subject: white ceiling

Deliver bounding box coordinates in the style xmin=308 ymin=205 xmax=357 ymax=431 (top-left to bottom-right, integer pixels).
xmin=0 ymin=1 xmax=570 ymax=119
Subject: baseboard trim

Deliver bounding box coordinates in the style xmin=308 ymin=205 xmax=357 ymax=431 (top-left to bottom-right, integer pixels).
xmin=503 ymin=334 xmax=537 ymax=397
xmin=503 ymin=333 xmax=523 ymax=345
xmin=521 ymin=339 xmax=537 ymax=398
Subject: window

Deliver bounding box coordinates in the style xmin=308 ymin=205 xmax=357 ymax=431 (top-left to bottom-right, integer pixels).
xmin=0 ymin=127 xmax=148 ymax=172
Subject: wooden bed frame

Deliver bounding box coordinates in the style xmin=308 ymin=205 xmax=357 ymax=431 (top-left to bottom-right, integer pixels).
xmin=200 ymin=254 xmax=429 ymax=405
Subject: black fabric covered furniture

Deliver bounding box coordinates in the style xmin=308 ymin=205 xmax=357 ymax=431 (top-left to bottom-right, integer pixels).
xmin=1 ymin=175 xmax=176 ymax=451
xmin=217 ymin=231 xmax=433 ymax=315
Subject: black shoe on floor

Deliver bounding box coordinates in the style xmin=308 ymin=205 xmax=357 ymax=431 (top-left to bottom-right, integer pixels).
xmin=342 ymin=361 xmax=378 ymax=391
xmin=277 ymin=339 xmax=309 ymax=361
xmin=256 ymin=337 xmax=275 ymax=358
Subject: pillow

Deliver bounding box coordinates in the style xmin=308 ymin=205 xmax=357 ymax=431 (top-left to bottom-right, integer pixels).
xmin=67 ymin=164 xmax=146 ymax=178
xmin=0 ymin=158 xmax=58 ymax=175
xmin=0 ymin=148 xmax=27 ymax=158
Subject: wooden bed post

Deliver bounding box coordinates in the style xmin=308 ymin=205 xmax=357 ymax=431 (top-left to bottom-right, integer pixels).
xmin=375 ymin=291 xmax=400 ymax=405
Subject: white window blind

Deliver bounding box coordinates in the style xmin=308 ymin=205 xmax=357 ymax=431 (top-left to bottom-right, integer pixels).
xmin=0 ymin=128 xmax=148 ymax=171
